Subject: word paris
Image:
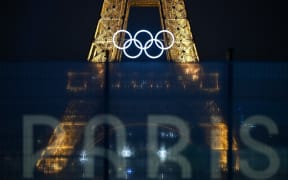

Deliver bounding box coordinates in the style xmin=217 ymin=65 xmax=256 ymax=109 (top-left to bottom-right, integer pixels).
xmin=113 ymin=29 xmax=174 ymax=59
xmin=23 ymin=115 xmax=280 ymax=179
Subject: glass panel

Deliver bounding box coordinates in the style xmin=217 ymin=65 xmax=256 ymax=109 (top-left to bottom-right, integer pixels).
xmin=232 ymin=62 xmax=288 ymax=180
xmin=1 ymin=62 xmax=287 ymax=179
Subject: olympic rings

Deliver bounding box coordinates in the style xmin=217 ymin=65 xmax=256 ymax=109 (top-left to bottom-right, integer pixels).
xmin=112 ymin=29 xmax=174 ymax=59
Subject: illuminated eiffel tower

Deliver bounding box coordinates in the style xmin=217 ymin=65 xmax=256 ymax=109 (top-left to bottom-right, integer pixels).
xmin=35 ymin=1 xmax=240 ymax=177
xmin=87 ymin=0 xmax=199 ymax=62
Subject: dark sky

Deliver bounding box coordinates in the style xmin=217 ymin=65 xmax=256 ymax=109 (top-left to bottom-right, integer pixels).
xmin=1 ymin=0 xmax=288 ymax=61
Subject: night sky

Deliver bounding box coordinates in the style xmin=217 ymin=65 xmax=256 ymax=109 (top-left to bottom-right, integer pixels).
xmin=1 ymin=0 xmax=288 ymax=61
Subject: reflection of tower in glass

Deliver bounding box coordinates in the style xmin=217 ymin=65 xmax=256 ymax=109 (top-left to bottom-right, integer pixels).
xmin=36 ymin=65 xmax=104 ymax=174
xmin=201 ymin=101 xmax=240 ymax=172
xmin=180 ymin=65 xmax=240 ymax=171
xmin=36 ymin=116 xmax=86 ymax=173
xmin=36 ymin=63 xmax=240 ymax=176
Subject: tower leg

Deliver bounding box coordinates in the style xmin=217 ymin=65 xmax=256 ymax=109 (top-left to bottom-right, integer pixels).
xmin=161 ymin=0 xmax=199 ymax=62
xmin=88 ymin=0 xmax=127 ymax=62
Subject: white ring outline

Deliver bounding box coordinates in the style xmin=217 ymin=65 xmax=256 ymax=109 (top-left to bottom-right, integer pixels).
xmin=155 ymin=30 xmax=175 ymax=50
xmin=112 ymin=30 xmax=132 ymax=50
xmin=133 ymin=30 xmax=154 ymax=50
xmin=144 ymin=39 xmax=164 ymax=59
xmin=123 ymin=39 xmax=143 ymax=59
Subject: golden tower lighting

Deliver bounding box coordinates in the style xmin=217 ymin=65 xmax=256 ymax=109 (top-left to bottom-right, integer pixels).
xmin=87 ymin=0 xmax=199 ymax=62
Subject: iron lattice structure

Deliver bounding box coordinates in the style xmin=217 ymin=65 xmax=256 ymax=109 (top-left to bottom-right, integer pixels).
xmin=87 ymin=0 xmax=199 ymax=62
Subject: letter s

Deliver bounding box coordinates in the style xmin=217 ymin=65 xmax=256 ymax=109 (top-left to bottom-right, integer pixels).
xmin=240 ymin=115 xmax=280 ymax=179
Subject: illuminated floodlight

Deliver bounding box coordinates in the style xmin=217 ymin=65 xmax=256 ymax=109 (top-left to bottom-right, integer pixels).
xmin=126 ymin=168 xmax=133 ymax=175
xmin=157 ymin=146 xmax=168 ymax=161
xmin=120 ymin=146 xmax=133 ymax=158
xmin=80 ymin=150 xmax=88 ymax=162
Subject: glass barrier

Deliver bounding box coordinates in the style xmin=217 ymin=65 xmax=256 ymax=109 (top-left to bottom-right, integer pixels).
xmin=0 ymin=61 xmax=287 ymax=179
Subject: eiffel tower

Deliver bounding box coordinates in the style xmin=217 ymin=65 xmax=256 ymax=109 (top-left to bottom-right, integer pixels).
xmin=87 ymin=0 xmax=199 ymax=62
xmin=35 ymin=1 xmax=240 ymax=177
